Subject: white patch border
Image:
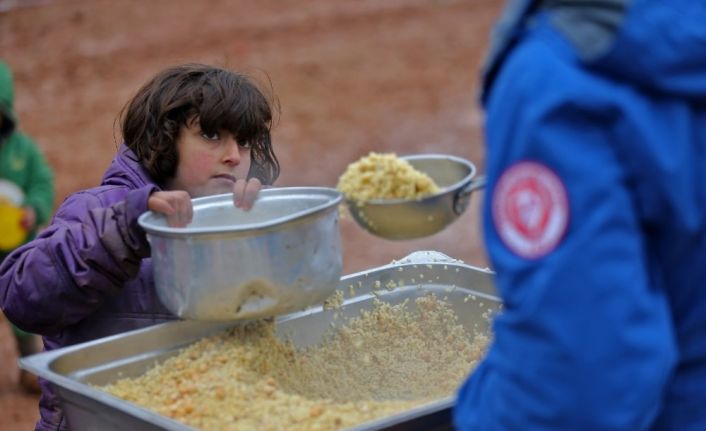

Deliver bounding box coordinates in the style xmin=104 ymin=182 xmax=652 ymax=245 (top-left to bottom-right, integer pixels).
xmin=492 ymin=161 xmax=569 ymax=259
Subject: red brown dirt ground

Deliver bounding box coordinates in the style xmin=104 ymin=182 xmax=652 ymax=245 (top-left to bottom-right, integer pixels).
xmin=0 ymin=0 xmax=501 ymax=428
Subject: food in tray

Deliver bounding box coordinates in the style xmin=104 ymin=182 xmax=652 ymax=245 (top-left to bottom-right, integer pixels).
xmin=100 ymin=294 xmax=490 ymax=431
xmin=336 ymin=152 xmax=440 ymax=203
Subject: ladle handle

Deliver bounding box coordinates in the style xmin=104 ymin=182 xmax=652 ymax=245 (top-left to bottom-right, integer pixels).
xmin=453 ymin=175 xmax=486 ymax=215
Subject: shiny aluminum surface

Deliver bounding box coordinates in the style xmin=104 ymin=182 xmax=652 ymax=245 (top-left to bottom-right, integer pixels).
xmin=138 ymin=187 xmax=343 ymax=321
xmin=345 ymin=154 xmax=486 ymax=240
xmin=20 ymin=251 xmax=501 ymax=431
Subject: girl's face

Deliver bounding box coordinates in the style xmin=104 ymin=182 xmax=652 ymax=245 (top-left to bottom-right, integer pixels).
xmin=166 ymin=118 xmax=252 ymax=198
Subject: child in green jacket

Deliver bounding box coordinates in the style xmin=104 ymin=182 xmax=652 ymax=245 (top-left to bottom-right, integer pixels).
xmin=0 ymin=59 xmax=55 ymax=392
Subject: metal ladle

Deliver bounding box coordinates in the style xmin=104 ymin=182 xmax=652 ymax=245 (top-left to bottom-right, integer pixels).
xmin=344 ymin=154 xmax=485 ymax=240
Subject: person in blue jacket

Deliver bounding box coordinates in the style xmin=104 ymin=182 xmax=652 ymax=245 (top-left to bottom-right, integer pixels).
xmin=454 ymin=0 xmax=706 ymax=430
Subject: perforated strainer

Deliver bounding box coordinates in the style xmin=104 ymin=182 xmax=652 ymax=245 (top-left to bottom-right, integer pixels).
xmin=344 ymin=154 xmax=485 ymax=240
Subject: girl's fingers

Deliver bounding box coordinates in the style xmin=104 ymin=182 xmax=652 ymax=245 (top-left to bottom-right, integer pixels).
xmin=172 ymin=193 xmax=192 ymax=227
xmin=233 ymin=179 xmax=247 ymax=208
xmin=148 ymin=191 xmax=193 ymax=227
xmin=178 ymin=195 xmax=194 ymax=226
xmin=167 ymin=198 xmax=184 ymax=227
xmin=234 ymin=178 xmax=262 ymax=210
xmin=148 ymin=195 xmax=175 ymax=216
xmin=242 ymin=178 xmax=262 ymax=210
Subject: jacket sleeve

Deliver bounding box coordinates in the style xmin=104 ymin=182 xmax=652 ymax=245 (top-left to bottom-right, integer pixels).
xmin=19 ymin=134 xmax=55 ymax=227
xmin=0 ymin=184 xmax=157 ymax=335
xmin=454 ymin=32 xmax=676 ymax=431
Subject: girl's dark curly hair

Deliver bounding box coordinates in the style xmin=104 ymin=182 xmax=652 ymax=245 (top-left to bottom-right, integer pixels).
xmin=120 ymin=63 xmax=280 ymax=185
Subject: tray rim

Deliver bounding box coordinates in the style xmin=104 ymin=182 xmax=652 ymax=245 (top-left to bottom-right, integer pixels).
xmin=20 ymin=250 xmax=498 ymax=431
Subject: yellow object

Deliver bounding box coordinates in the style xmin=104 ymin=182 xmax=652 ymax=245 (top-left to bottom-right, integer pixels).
xmin=0 ymin=179 xmax=26 ymax=251
xmin=0 ymin=198 xmax=27 ymax=251
xmin=337 ymin=152 xmax=440 ymax=202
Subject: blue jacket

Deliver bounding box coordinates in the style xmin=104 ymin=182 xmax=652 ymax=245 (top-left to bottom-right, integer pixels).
xmin=0 ymin=145 xmax=175 ymax=431
xmin=455 ymin=0 xmax=706 ymax=430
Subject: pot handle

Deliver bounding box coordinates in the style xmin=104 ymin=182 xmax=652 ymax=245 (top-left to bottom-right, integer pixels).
xmin=453 ymin=175 xmax=486 ymax=215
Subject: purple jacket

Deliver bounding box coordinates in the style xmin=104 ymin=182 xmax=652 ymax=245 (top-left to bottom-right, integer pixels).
xmin=0 ymin=145 xmax=177 ymax=431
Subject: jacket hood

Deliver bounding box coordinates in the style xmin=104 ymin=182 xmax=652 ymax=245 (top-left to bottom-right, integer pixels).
xmin=0 ymin=60 xmax=16 ymax=139
xmin=101 ymin=144 xmax=159 ymax=190
xmin=484 ymin=0 xmax=706 ymax=104
xmin=591 ymin=0 xmax=706 ymax=101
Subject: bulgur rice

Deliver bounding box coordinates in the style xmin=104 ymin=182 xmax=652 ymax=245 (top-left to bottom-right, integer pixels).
xmin=100 ymin=294 xmax=489 ymax=431
xmin=336 ymin=152 xmax=440 ymax=202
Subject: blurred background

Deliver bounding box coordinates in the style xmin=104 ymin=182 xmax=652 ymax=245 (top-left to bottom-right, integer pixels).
xmin=0 ymin=0 xmax=501 ymax=427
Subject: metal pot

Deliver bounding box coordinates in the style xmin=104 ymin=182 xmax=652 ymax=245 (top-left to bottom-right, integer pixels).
xmin=138 ymin=187 xmax=342 ymax=321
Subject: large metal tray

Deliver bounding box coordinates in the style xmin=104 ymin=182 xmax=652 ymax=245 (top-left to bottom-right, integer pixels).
xmin=20 ymin=250 xmax=500 ymax=431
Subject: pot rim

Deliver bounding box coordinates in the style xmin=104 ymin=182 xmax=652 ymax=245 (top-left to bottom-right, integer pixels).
xmin=138 ymin=186 xmax=341 ymax=237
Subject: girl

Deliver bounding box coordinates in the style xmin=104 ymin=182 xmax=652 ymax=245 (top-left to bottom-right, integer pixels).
xmin=0 ymin=63 xmax=280 ymax=431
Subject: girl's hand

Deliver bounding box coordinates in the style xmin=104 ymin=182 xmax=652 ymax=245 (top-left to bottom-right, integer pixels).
xmin=233 ymin=177 xmax=262 ymax=210
xmin=148 ymin=191 xmax=193 ymax=227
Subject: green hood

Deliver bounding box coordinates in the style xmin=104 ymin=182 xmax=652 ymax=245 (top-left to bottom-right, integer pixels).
xmin=0 ymin=60 xmax=16 ymax=138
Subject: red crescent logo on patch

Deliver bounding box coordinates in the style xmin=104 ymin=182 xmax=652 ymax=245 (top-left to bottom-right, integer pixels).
xmin=492 ymin=161 xmax=569 ymax=259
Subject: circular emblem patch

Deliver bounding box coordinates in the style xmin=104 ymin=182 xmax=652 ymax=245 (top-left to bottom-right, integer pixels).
xmin=492 ymin=161 xmax=569 ymax=259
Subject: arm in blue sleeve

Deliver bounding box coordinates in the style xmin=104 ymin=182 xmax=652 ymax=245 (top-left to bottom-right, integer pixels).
xmin=0 ymin=184 xmax=156 ymax=335
xmin=455 ymin=33 xmax=676 ymax=431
